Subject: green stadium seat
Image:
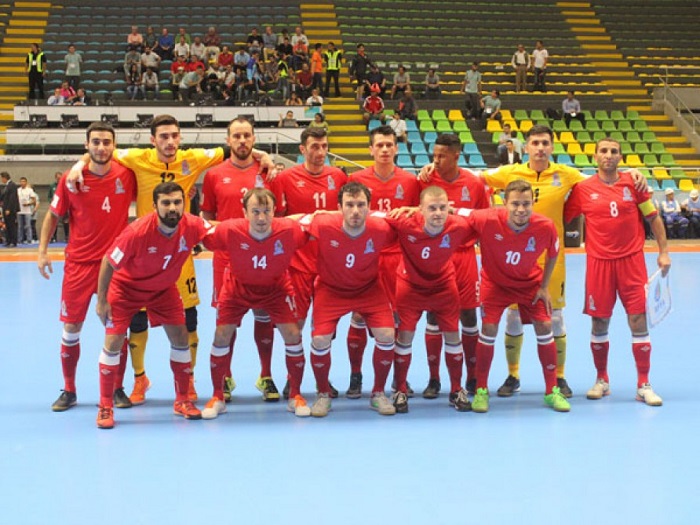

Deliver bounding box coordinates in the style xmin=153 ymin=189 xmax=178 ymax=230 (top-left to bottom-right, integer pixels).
xmin=594 ymin=110 xmax=610 ymax=121
xmin=417 ymin=110 xmax=431 ymax=121
xmin=626 ymin=131 xmax=642 ymax=143
xmin=432 ymin=110 xmax=448 ymax=121
xmin=625 ymin=110 xmax=641 ymax=121
xmin=552 ymin=120 xmax=567 ymax=132
xmin=643 ymin=154 xmax=661 ymax=167
xmin=420 ymin=120 xmax=436 ymax=132
xmin=593 ymin=131 xmax=606 ymax=142
xmin=602 ymin=121 xmax=617 ymax=132
xmin=530 ymin=110 xmax=546 ymax=121
xmin=514 ymin=109 xmax=529 ymax=121
xmin=576 ymin=131 xmax=592 ymax=143
xmin=660 ymin=154 xmax=678 ymax=167
xmin=621 ymin=143 xmax=634 ymax=156
xmin=569 ymin=120 xmax=584 ymax=132
xmin=670 ymin=168 xmax=687 ymax=180
xmin=633 ymin=120 xmax=649 ymax=131
xmin=458 ymin=131 xmax=474 ymax=143
xmin=617 ymin=121 xmax=633 ymax=133
xmin=650 ymin=142 xmax=666 ymax=154
xmin=435 ymin=120 xmax=452 ymax=132
xmin=553 ymin=143 xmax=566 ymax=155
xmin=643 ymin=132 xmax=658 ymax=143
xmin=634 ymin=142 xmax=650 ymax=155
xmin=610 ymin=131 xmax=625 ymax=143
xmin=585 ymin=121 xmax=601 ymax=132
xmin=574 ymin=154 xmax=594 ymax=168
xmin=452 ymin=120 xmax=469 ymax=132
xmin=610 ymin=110 xmax=625 ymax=121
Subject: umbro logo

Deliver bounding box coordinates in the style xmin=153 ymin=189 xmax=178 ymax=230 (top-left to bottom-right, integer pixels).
xmin=148 ymin=246 xmax=157 ymax=254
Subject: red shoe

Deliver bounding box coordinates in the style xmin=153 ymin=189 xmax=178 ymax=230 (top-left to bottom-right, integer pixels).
xmin=173 ymin=399 xmax=202 ymax=420
xmin=187 ymin=374 xmax=198 ymax=402
xmin=97 ymin=405 xmax=114 ymax=429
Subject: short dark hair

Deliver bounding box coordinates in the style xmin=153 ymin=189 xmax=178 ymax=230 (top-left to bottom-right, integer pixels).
xmin=595 ymin=136 xmax=621 ymax=153
xmin=227 ymin=116 xmax=254 ymax=134
xmin=420 ymin=185 xmax=448 ymax=203
xmin=150 ymin=114 xmax=180 ymax=137
xmin=526 ymin=124 xmax=554 ymax=142
xmin=0 ymin=171 xmax=11 ymax=181
xmin=369 ymin=125 xmax=397 ymax=145
xmin=338 ymin=181 xmax=371 ymax=205
xmin=504 ymin=179 xmax=533 ymax=200
xmin=243 ymin=188 xmax=276 ymax=210
xmin=153 ymin=182 xmax=184 ymax=204
xmin=301 ymin=126 xmax=327 ymax=145
xmin=86 ymin=121 xmax=115 ymax=142
xmin=435 ymin=133 xmax=461 ymax=153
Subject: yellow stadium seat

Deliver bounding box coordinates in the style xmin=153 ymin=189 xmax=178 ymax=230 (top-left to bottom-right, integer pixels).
xmin=567 ymin=142 xmax=583 ymax=155
xmin=559 ymin=131 xmax=576 ymax=144
xmin=653 ymin=167 xmax=671 ymax=180
xmin=678 ymin=179 xmax=695 ymax=192
xmin=500 ymin=109 xmax=513 ymax=121
xmin=519 ymin=120 xmax=533 ymax=133
xmin=448 ymin=109 xmax=464 ymax=122
xmin=503 ymin=119 xmax=518 ymax=131
xmin=486 ymin=120 xmax=503 ymax=133
xmin=583 ymin=142 xmax=597 ymax=155
xmin=626 ymin=154 xmax=644 ymax=168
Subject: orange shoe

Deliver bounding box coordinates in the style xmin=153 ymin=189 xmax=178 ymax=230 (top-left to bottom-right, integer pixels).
xmin=97 ymin=405 xmax=114 ymax=429
xmin=201 ymin=396 xmax=226 ymax=420
xmin=173 ymin=399 xmax=202 ymax=420
xmin=187 ymin=375 xmax=198 ymax=402
xmin=129 ymin=374 xmax=151 ymax=405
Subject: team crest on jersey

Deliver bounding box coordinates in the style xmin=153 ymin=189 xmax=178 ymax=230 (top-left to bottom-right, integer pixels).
xmin=364 ymin=238 xmax=375 ymax=254
xmin=182 ymin=160 xmax=190 ymax=175
xmin=115 ymin=178 xmax=125 ymax=194
xmin=240 ymin=242 xmax=250 ymax=250
xmin=327 ymin=176 xmax=336 ymax=190
xmin=551 ymin=172 xmax=562 ymax=187
xmin=525 ymin=236 xmax=536 ymax=252
xmin=222 ymin=177 xmax=232 ymax=184
xmin=330 ymin=240 xmax=339 ymax=248
xmin=622 ymin=187 xmax=633 ymax=202
xmin=407 ymin=235 xmax=417 ymax=243
xmin=255 ymin=174 xmax=265 ymax=188
xmin=61 ymin=300 xmax=68 ymax=318
xmin=588 ymin=295 xmax=596 ymax=311
xmin=439 ymin=234 xmax=451 ymax=248
xmin=178 ymin=236 xmax=188 ymax=252
xmin=461 ymin=186 xmax=471 ymax=201
xmin=395 ymin=184 xmax=404 ymax=200
xmin=148 ymin=246 xmax=157 ymax=254
xmin=273 ymin=240 xmax=284 ymax=255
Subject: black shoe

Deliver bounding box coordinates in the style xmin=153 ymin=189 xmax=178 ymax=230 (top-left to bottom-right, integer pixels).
xmin=113 ymin=387 xmax=133 ymax=409
xmin=391 ymin=379 xmax=415 ymax=398
xmin=465 ymin=378 xmax=477 ymax=396
xmin=497 ymin=375 xmax=521 ymax=397
xmin=283 ymin=380 xmax=290 ymax=400
xmin=315 ymin=382 xmax=339 ymax=398
xmin=422 ymin=378 xmax=441 ymax=399
xmin=51 ymin=390 xmax=77 ymax=412
xmin=346 ymin=372 xmax=363 ymax=399
xmin=392 ymin=391 xmax=409 ymax=413
xmin=557 ymin=377 xmax=573 ymax=398
xmin=449 ymin=389 xmax=472 ymax=412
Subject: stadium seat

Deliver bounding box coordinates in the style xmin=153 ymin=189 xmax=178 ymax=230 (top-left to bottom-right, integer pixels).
xmin=620 ymin=143 xmax=634 ymax=156
xmin=585 ymin=121 xmax=601 ymax=132
xmin=452 ymin=120 xmax=469 ymax=132
xmin=423 ymin=131 xmax=437 ymax=143
xmin=519 ymin=120 xmax=533 ymax=133
xmin=468 ymin=154 xmax=487 ymax=168
xmin=574 ymin=154 xmax=594 ymax=168
xmin=458 ymin=132 xmax=474 ymax=143
xmin=432 ymin=110 xmax=448 ymax=121
xmin=417 ymin=110 xmax=431 ymax=121
xmin=529 ymin=110 xmax=546 ymax=121
xmin=419 ymin=120 xmax=436 ymax=133
xmin=556 ymin=154 xmax=573 ymax=166
xmin=594 ymin=110 xmax=610 ymax=121
xmin=643 ymin=154 xmax=661 ymax=167
xmin=576 ymin=131 xmax=592 ymax=143
xmin=567 ymin=143 xmax=584 ymax=155
xmin=397 ymin=154 xmax=414 ymax=169
xmin=583 ymin=142 xmax=597 ymax=156
xmin=414 ymin=154 xmax=430 ymax=167
xmin=463 ymin=142 xmax=479 ymax=155
xmin=660 ymin=154 xmax=678 ymax=167
xmin=448 ymin=109 xmax=464 ymax=121
xmin=411 ymin=142 xmax=428 ymax=155
xmin=626 ymin=131 xmax=642 ymax=143
xmin=568 ymin=120 xmax=584 ymax=132
xmin=435 ymin=120 xmax=452 ymax=132
xmin=633 ymin=120 xmax=649 ymax=132
xmin=486 ymin=120 xmax=502 ymax=133
xmin=406 ymin=120 xmax=418 ymax=132
xmin=634 ymin=142 xmax=650 ymax=155
xmin=514 ymin=110 xmax=529 ymax=121
xmin=626 ymin=154 xmax=644 ymax=168
xmin=559 ymin=131 xmax=576 ymax=144
xmin=407 ymin=131 xmax=422 ymax=144
xmin=397 ymin=142 xmax=410 ymax=155
xmin=617 ymin=121 xmax=633 ymax=133
xmin=678 ymin=179 xmax=695 ymax=192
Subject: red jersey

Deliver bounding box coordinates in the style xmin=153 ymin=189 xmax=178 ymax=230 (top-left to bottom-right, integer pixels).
xmin=107 ymin=213 xmax=213 ymax=293
xmin=202 ymin=218 xmax=307 ymax=292
xmin=363 ymin=95 xmax=384 ymax=115
xmin=419 ymin=168 xmax=490 ymax=248
xmin=564 ymin=171 xmax=655 ymax=259
xmin=307 ymin=213 xmax=396 ymax=297
xmin=201 ymin=159 xmax=267 ymax=220
xmin=384 ymin=213 xmax=475 ymax=290
xmin=270 ymin=164 xmax=348 ymax=273
xmin=464 ymin=208 xmax=559 ymax=289
xmin=51 ymin=163 xmax=136 ymax=264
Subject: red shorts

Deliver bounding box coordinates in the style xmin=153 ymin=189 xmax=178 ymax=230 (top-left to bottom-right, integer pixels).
xmin=378 ymin=251 xmax=401 ymax=309
xmin=395 ymin=277 xmax=460 ymax=333
xmin=453 ymin=247 xmax=480 ymax=309
xmin=584 ymin=253 xmax=648 ymax=318
xmin=480 ymin=278 xmax=550 ymax=325
xmin=60 ymin=259 xmax=100 ymax=323
xmin=312 ymin=280 xmax=394 ymax=336
xmin=289 ymin=267 xmax=316 ymax=320
xmin=106 ymin=283 xmax=185 ymax=335
xmin=217 ymin=275 xmax=298 ymax=326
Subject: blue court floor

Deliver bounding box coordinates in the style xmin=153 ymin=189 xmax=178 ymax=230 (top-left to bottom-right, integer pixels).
xmin=1 ymin=252 xmax=698 ymax=525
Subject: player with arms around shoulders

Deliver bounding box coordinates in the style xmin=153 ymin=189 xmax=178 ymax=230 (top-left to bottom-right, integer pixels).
xmin=38 ymin=122 xmax=137 ymax=412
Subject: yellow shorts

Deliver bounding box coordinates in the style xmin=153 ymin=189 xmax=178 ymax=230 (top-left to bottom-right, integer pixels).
xmin=509 ymin=253 xmax=566 ymax=311
xmin=176 ymin=255 xmax=200 ymax=310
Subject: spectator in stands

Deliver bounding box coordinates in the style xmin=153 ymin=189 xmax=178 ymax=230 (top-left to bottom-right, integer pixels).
xmin=461 ymin=61 xmax=482 ymax=119
xmin=142 ymin=67 xmax=160 ymax=100
xmin=47 ymin=87 xmax=65 ymax=105
xmin=291 ymin=40 xmax=308 ymax=73
xmin=59 ymin=80 xmax=77 ymax=104
xmin=365 ymin=63 xmax=387 ymax=99
xmin=144 ymin=26 xmax=157 ymax=50
xmin=217 ymin=45 xmax=233 ymax=69
xmin=480 ymin=89 xmax=502 ymax=129
xmin=424 ymin=68 xmax=441 ymax=99
xmin=174 ymin=36 xmax=190 ymax=60
xmin=310 ymin=43 xmax=324 ymax=94
xmin=141 ymin=46 xmax=161 ymax=73
xmin=306 ymin=88 xmax=324 ymax=107
xmin=47 ymin=171 xmax=69 ymax=243
xmin=154 ymin=27 xmax=174 ymax=61
xmin=71 ymin=88 xmax=90 ymax=106
xmin=262 ymin=26 xmax=277 ymax=62
xmin=295 ymin=62 xmax=313 ymax=100
xmin=291 ymin=26 xmax=309 ymax=55
xmin=349 ymin=43 xmax=372 ymax=101
xmin=498 ymin=140 xmax=521 ymax=166
xmin=247 ymin=27 xmax=263 ymax=55
xmin=124 ymin=45 xmax=142 ymax=81
xmin=234 ymin=46 xmax=251 ymax=76
xmin=532 ymin=40 xmax=548 ymax=92
xmin=187 ymin=54 xmax=206 ymax=73
xmin=308 ymin=112 xmax=329 ymax=134
xmin=276 ymin=50 xmax=292 ymax=100
xmin=398 ymin=86 xmax=418 ymax=120
xmin=179 ymin=65 xmax=205 ymax=103
xmin=362 ymin=85 xmax=385 ymax=126
xmin=126 ymin=63 xmax=144 ymax=100
xmin=683 ymin=189 xmax=700 ymax=237
xmin=169 ymin=62 xmax=186 ymax=101
xmin=263 ymin=54 xmax=278 ymax=85
xmin=26 ymin=43 xmax=46 ymax=101
xmin=177 ymin=27 xmax=191 ymax=45
xmin=511 ymin=43 xmax=530 ymax=93
xmin=279 ymin=110 xmax=299 ymax=128
xmin=562 ymin=91 xmax=585 ymax=126
xmin=323 ymin=41 xmax=342 ymax=98
xmin=277 ymin=36 xmax=293 ymax=59
xmin=64 ymin=44 xmax=82 ymax=90
xmin=239 ymin=51 xmax=264 ymax=100
xmin=277 ymin=28 xmax=290 ymax=46
xmin=510 ymin=130 xmax=524 ymax=156
xmin=285 ymin=91 xmax=303 ymax=106
xmin=204 ymin=26 xmax=221 ymax=58
xmin=660 ymin=188 xmax=688 ymax=238
xmin=17 ymin=176 xmax=37 ymax=244
xmin=190 ymin=36 xmax=206 ymax=62
xmin=496 ymin=123 xmax=514 ymax=157
xmin=127 ymin=25 xmax=143 ymax=52
xmin=220 ymin=88 xmax=235 ymax=106
xmin=388 ymin=112 xmax=407 ymax=142
xmin=391 ymin=65 xmax=411 ymax=100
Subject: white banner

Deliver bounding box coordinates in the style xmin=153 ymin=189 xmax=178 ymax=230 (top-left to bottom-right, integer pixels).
xmin=646 ymin=269 xmax=672 ymax=329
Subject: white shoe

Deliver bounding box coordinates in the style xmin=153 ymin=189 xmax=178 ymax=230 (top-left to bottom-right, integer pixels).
xmin=636 ymin=383 xmax=663 ymax=406
xmin=287 ymin=395 xmax=311 ymax=417
xmin=201 ymin=396 xmax=227 ymax=419
xmin=586 ymin=379 xmax=610 ymax=400
xmin=310 ymin=393 xmax=332 ymax=417
xmin=370 ymin=392 xmax=396 ymax=415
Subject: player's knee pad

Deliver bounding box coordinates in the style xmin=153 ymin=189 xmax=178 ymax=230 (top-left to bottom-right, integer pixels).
xmin=551 ymin=309 xmax=566 ymax=337
xmin=185 ymin=306 xmax=198 ymax=333
xmin=505 ymin=309 xmax=523 ymax=336
xmin=129 ymin=310 xmax=148 ymax=333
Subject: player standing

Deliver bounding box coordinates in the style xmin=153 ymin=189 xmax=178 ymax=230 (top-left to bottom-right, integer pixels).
xmin=564 ymin=138 xmax=670 ymax=406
